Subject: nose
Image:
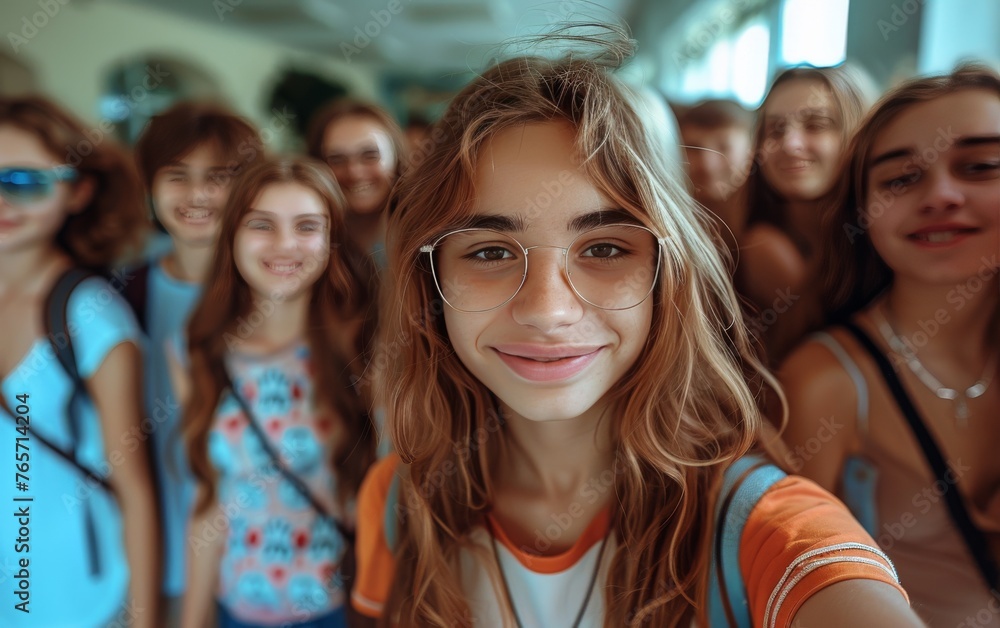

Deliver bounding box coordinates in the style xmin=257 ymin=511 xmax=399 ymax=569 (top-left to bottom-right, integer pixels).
xmin=187 ymin=180 xmax=210 ymax=207
xmin=921 ymin=170 xmax=964 ymax=214
xmin=273 ymin=225 xmax=299 ymax=251
xmin=345 ymin=159 xmax=366 ymax=181
xmin=510 ymin=246 xmax=584 ymax=331
xmin=780 ymin=126 xmax=806 ymax=155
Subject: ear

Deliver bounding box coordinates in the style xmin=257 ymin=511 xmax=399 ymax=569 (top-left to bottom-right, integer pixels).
xmin=66 ymin=175 xmax=96 ymax=214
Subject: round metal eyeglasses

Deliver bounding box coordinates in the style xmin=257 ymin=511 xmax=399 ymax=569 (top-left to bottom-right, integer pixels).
xmin=420 ymin=224 xmax=664 ymax=313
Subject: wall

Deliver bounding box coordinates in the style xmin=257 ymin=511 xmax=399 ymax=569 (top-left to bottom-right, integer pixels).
xmin=919 ymin=0 xmax=1000 ymax=74
xmin=1 ymin=0 xmax=376 ymax=132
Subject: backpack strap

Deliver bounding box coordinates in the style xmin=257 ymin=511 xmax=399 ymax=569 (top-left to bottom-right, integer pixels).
xmin=708 ymin=454 xmax=787 ymax=628
xmin=384 ymin=471 xmax=401 ymax=551
xmin=120 ymin=263 xmax=150 ymax=333
xmin=41 ymin=267 xmax=108 ymax=576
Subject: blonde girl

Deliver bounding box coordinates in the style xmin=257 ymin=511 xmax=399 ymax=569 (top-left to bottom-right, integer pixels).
xmin=741 ymin=65 xmax=871 ymax=362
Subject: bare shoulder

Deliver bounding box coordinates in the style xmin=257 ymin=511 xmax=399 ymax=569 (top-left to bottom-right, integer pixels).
xmin=738 ymin=224 xmax=808 ymax=308
xmin=741 ymin=224 xmax=804 ymax=273
xmin=776 ymin=330 xmax=862 ymax=489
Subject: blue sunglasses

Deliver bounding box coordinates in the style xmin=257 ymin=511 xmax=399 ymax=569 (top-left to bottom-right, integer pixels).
xmin=0 ymin=165 xmax=78 ymax=204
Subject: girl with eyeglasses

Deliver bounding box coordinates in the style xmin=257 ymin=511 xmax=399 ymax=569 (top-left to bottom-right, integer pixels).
xmin=306 ymin=100 xmax=406 ymax=267
xmin=0 ymin=96 xmax=159 ymax=627
xmin=171 ymin=157 xmax=377 ymax=627
xmin=351 ymin=31 xmax=923 ymax=627
xmin=779 ymin=64 xmax=1000 ymax=627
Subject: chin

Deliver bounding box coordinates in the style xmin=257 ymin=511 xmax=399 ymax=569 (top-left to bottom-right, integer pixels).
xmin=496 ymin=390 xmax=605 ymax=423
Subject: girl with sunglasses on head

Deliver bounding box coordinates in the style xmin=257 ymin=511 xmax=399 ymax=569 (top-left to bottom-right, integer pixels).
xmin=307 ymin=100 xmax=406 ymax=267
xmin=779 ymin=64 xmax=1000 ymax=627
xmin=351 ymin=31 xmax=923 ymax=628
xmin=171 ymin=156 xmax=377 ymax=628
xmin=0 ymin=96 xmax=159 ymax=627
xmin=740 ymin=66 xmax=872 ymax=363
xmin=132 ymin=101 xmax=263 ymax=626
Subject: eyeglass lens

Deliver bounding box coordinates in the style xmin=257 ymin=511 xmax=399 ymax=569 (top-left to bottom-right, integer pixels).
xmin=325 ymin=150 xmax=382 ymax=170
xmin=430 ymin=225 xmax=660 ymax=312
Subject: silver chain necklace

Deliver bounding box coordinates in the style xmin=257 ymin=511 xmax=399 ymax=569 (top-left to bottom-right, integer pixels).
xmin=875 ymin=304 xmax=997 ymax=427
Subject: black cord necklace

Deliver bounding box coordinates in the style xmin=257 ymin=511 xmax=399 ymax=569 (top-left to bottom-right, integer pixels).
xmin=489 ymin=524 xmax=610 ymax=628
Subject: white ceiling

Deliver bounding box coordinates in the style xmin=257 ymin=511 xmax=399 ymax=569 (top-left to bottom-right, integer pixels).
xmin=125 ymin=0 xmax=650 ymax=75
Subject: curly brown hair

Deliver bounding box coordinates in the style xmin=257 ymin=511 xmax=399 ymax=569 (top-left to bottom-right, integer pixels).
xmin=0 ymin=95 xmax=145 ymax=269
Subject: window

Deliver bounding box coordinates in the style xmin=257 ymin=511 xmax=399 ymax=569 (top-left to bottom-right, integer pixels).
xmin=781 ymin=0 xmax=850 ymax=66
xmin=732 ymin=21 xmax=770 ymax=106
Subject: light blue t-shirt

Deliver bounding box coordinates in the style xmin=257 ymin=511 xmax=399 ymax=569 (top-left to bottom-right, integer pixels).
xmin=143 ymin=257 xmax=202 ymax=597
xmin=0 ymin=276 xmax=140 ymax=627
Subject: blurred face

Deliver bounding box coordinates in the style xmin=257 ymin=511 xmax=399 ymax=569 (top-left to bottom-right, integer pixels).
xmin=234 ymin=182 xmax=331 ymax=304
xmin=681 ymin=124 xmax=752 ymax=205
xmin=760 ymin=80 xmax=843 ymax=202
xmin=151 ymin=143 xmax=231 ymax=248
xmin=442 ymin=121 xmax=653 ymax=424
xmin=0 ymin=125 xmax=86 ymax=254
xmin=865 ymin=89 xmax=1000 ymax=286
xmin=321 ymin=115 xmax=396 ymax=216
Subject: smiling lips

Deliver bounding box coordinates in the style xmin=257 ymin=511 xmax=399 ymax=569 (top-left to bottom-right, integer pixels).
xmin=907 ymin=224 xmax=979 ymax=247
xmin=778 ymin=159 xmax=814 ymax=172
xmin=263 ymin=259 xmax=302 ymax=275
xmin=178 ymin=207 xmax=213 ymax=224
xmin=493 ymin=345 xmax=604 ymax=382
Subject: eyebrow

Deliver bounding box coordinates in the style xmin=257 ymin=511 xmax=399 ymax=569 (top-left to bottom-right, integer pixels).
xmin=162 ymin=163 xmax=228 ymax=172
xmin=326 ymin=146 xmax=381 ymax=156
xmin=765 ymin=108 xmax=833 ymax=123
xmin=245 ymin=209 xmax=328 ymax=220
xmin=461 ymin=208 xmax=638 ymax=232
xmin=870 ymin=135 xmax=1000 ymax=168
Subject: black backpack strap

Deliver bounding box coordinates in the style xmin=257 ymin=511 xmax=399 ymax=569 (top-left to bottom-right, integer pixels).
xmin=120 ymin=263 xmax=150 ymax=333
xmin=841 ymin=320 xmax=999 ymax=589
xmin=221 ymin=366 xmax=357 ymax=545
xmin=41 ymin=267 xmax=108 ymax=576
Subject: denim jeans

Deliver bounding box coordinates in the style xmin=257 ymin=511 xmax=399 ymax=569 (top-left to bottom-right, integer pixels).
xmin=216 ymin=603 xmax=347 ymax=628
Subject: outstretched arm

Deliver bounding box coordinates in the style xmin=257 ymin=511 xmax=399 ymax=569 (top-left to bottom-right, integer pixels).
xmin=792 ymin=579 xmax=925 ymax=627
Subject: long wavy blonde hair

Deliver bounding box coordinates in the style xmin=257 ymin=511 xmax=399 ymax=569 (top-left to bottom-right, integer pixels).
xmin=376 ymin=31 xmax=784 ymax=627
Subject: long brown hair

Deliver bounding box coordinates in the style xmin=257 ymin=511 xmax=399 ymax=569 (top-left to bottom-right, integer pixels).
xmin=0 ymin=96 xmax=145 ymax=268
xmin=377 ymin=30 xmax=784 ymax=627
xmin=745 ymin=65 xmax=871 ymax=235
xmin=184 ymin=156 xmax=378 ymax=513
xmin=820 ymin=63 xmax=1000 ymax=323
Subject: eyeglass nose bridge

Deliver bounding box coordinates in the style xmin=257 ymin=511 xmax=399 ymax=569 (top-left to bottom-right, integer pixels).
xmin=515 ymin=243 xmax=578 ymax=299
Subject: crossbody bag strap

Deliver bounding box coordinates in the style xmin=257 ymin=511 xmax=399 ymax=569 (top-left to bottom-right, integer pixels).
xmin=222 ymin=367 xmax=356 ymax=544
xmin=841 ymin=320 xmax=999 ymax=589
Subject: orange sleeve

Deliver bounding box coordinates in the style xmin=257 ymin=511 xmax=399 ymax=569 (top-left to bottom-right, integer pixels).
xmin=351 ymin=454 xmax=402 ymax=618
xmin=740 ymin=475 xmax=908 ymax=628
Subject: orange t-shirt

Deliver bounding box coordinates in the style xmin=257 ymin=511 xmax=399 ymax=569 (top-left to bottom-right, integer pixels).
xmin=353 ymin=456 xmax=907 ymax=626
